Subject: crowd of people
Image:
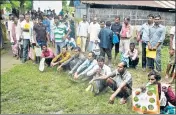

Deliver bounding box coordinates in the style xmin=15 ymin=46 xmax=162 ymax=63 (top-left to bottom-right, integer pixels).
xmin=1 ymin=7 xmax=175 ymax=113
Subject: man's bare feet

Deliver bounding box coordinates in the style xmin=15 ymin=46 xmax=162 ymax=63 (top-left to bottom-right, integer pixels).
xmin=119 ymin=97 xmax=127 ymax=104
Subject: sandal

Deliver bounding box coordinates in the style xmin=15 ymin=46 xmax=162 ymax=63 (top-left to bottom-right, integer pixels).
xmin=119 ymin=98 xmax=127 ymax=104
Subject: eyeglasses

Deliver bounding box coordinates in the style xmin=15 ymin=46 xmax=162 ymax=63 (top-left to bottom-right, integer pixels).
xmin=148 ymin=78 xmax=155 ymax=81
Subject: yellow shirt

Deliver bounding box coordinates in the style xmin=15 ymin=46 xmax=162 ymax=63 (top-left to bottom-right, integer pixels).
xmin=51 ymin=52 xmax=71 ymax=64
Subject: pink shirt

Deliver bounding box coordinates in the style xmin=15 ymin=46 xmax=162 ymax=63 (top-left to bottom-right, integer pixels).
xmin=125 ymin=48 xmax=138 ymax=60
xmin=120 ymin=24 xmax=132 ymax=38
xmin=41 ymin=48 xmax=55 ymax=58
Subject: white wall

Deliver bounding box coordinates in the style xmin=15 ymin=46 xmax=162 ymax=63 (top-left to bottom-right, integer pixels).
xmin=33 ymin=1 xmax=62 ymax=14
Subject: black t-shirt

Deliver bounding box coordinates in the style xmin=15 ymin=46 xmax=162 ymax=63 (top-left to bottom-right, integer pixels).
xmin=33 ymin=24 xmax=47 ymax=42
xmin=111 ymin=23 xmax=122 ymax=36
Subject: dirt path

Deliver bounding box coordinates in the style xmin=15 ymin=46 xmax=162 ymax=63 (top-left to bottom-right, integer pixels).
xmin=1 ymin=43 xmax=21 ymax=74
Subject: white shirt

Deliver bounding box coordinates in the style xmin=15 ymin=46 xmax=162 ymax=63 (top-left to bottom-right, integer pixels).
xmin=77 ymin=21 xmax=89 ymax=37
xmin=65 ymin=38 xmax=76 ymax=47
xmin=8 ymin=20 xmax=13 ymax=31
xmin=170 ymin=27 xmax=175 ymax=50
xmin=89 ymin=64 xmax=111 ymax=77
xmin=50 ymin=18 xmax=55 ymax=32
xmin=92 ymin=43 xmax=100 ymax=56
xmin=88 ymin=22 xmax=100 ymax=42
xmin=21 ymin=20 xmax=33 ymax=40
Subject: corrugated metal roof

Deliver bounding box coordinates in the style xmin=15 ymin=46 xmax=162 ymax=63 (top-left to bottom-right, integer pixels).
xmin=81 ymin=0 xmax=175 ymax=9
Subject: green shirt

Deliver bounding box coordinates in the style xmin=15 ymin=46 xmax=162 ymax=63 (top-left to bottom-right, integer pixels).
xmin=54 ymin=23 xmax=67 ymax=42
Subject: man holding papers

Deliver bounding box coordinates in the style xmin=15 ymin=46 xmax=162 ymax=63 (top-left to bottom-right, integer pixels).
xmin=146 ymin=15 xmax=166 ymax=73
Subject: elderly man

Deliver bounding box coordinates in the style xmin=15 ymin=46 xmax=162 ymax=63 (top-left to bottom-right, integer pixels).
xmin=120 ymin=17 xmax=133 ymax=54
xmin=86 ymin=56 xmax=111 ymax=94
xmin=146 ymin=15 xmax=166 ymax=73
xmin=77 ymin=15 xmax=89 ymax=52
xmin=88 ymin=17 xmax=100 ymax=52
xmin=57 ymin=47 xmax=86 ymax=71
xmin=94 ymin=61 xmax=132 ymax=104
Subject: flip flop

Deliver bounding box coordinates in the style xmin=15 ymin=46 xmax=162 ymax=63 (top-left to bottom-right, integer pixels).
xmin=119 ymin=98 xmax=127 ymax=104
xmin=39 ymin=58 xmax=45 ymax=72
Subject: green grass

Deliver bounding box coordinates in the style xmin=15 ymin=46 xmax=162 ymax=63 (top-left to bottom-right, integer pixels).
xmin=1 ymin=47 xmax=171 ymax=114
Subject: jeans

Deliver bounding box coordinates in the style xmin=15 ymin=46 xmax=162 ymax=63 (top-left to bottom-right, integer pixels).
xmin=22 ymin=39 xmax=30 ymax=62
xmin=147 ymin=49 xmax=161 ymax=71
xmin=37 ymin=40 xmax=46 ymax=47
xmin=55 ymin=42 xmax=65 ymax=55
xmin=142 ymin=42 xmax=147 ymax=68
xmin=155 ymin=49 xmax=161 ymax=72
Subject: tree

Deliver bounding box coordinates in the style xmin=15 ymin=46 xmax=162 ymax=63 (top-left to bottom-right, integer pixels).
xmin=1 ymin=0 xmax=32 ymax=14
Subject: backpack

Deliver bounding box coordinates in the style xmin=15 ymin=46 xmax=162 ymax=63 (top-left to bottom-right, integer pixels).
xmin=113 ymin=32 xmax=119 ymax=44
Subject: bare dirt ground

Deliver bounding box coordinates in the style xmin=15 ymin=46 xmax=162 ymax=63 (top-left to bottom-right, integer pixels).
xmin=1 ymin=43 xmax=21 ymax=74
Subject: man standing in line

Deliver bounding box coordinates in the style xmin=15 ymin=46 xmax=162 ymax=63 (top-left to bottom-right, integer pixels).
xmin=88 ymin=17 xmax=100 ymax=52
xmin=42 ymin=14 xmax=50 ymax=45
xmin=53 ymin=17 xmax=70 ymax=55
xmin=146 ymin=15 xmax=166 ymax=73
xmin=16 ymin=14 xmax=24 ymax=60
xmin=77 ymin=15 xmax=89 ymax=52
xmin=111 ymin=16 xmax=122 ymax=60
xmin=137 ymin=14 xmax=154 ymax=71
xmin=20 ymin=13 xmax=34 ymax=63
xmin=120 ymin=17 xmax=133 ymax=54
xmin=98 ymin=21 xmax=113 ymax=66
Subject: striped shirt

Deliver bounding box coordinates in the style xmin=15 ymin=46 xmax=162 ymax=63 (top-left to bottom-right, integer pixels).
xmin=54 ymin=23 xmax=67 ymax=42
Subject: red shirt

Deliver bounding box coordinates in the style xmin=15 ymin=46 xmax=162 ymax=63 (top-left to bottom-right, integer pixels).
xmin=41 ymin=48 xmax=55 ymax=58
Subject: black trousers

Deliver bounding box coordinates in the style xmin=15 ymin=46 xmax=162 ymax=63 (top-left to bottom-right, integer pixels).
xmin=142 ymin=42 xmax=147 ymax=68
xmin=100 ymin=47 xmax=112 ymax=60
xmin=112 ymin=42 xmax=120 ymax=54
xmin=129 ymin=57 xmax=139 ymax=68
xmin=147 ymin=57 xmax=155 ymax=70
xmin=45 ymin=58 xmax=53 ymax=66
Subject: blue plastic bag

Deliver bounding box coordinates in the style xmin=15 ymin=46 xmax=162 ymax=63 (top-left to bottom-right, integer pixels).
xmin=113 ymin=32 xmax=119 ymax=44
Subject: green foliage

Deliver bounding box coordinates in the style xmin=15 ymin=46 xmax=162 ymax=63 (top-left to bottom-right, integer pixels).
xmin=1 ymin=0 xmax=32 ymax=13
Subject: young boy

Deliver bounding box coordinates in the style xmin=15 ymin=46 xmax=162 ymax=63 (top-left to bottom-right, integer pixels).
xmin=65 ymin=35 xmax=76 ymax=51
xmin=124 ymin=43 xmax=139 ymax=68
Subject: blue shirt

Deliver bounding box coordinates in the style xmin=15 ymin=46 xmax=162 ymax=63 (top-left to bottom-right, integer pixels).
xmin=147 ymin=24 xmax=166 ymax=49
xmin=98 ymin=27 xmax=113 ymax=49
xmin=43 ymin=19 xmax=50 ymax=33
xmin=76 ymin=59 xmax=97 ymax=76
xmin=139 ymin=22 xmax=154 ymax=43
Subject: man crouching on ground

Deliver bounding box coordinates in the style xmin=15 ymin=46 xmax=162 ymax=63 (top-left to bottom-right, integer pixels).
xmin=50 ymin=46 xmax=71 ymax=68
xmin=94 ymin=61 xmax=132 ymax=104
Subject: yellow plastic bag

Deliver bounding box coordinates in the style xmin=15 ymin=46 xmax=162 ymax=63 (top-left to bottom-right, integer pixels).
xmin=76 ymin=36 xmax=81 ymax=46
xmin=146 ymin=48 xmax=156 ymax=59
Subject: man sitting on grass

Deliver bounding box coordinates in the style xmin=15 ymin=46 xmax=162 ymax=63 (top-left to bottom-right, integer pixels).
xmin=73 ymin=52 xmax=97 ymax=81
xmin=65 ymin=35 xmax=76 ymax=51
xmin=86 ymin=56 xmax=111 ymax=94
xmin=41 ymin=45 xmax=55 ymax=67
xmin=57 ymin=47 xmax=86 ymax=71
xmin=93 ymin=61 xmax=132 ymax=104
xmin=50 ymin=46 xmax=71 ymax=67
xmin=124 ymin=43 xmax=139 ymax=68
